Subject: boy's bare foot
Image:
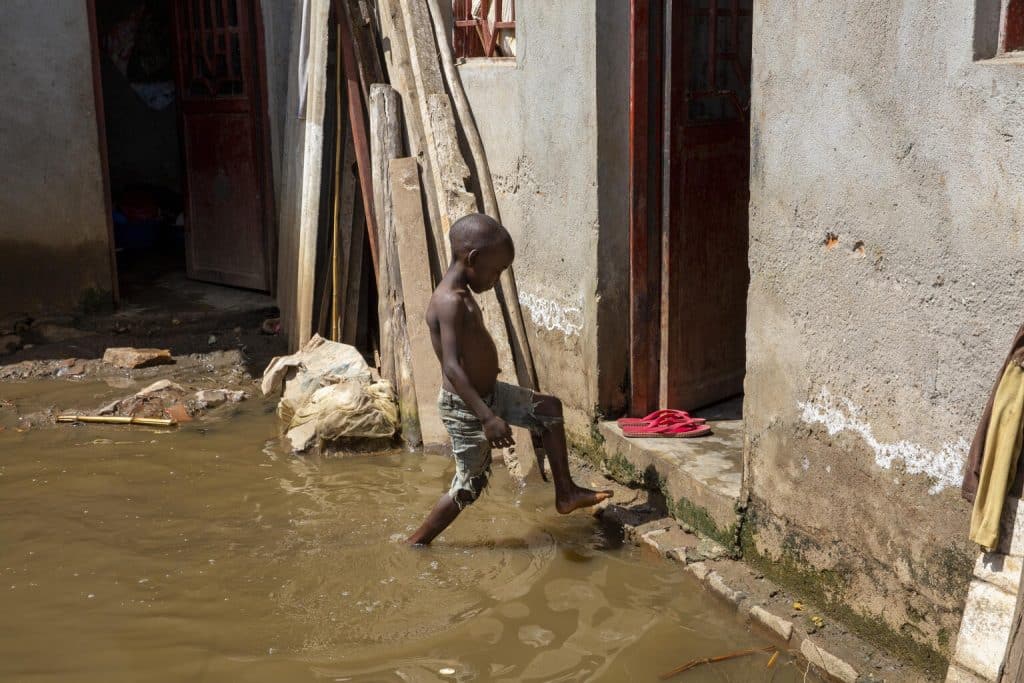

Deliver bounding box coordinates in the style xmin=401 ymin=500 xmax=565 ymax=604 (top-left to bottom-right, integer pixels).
xmin=555 ymin=485 xmax=613 ymax=514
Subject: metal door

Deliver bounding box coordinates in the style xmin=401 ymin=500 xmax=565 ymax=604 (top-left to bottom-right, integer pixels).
xmin=172 ymin=0 xmax=272 ymax=290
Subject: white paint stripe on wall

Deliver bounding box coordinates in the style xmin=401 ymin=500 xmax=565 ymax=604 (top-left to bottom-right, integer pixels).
xmin=798 ymin=388 xmax=966 ymax=494
xmin=518 ymin=291 xmax=584 ymax=337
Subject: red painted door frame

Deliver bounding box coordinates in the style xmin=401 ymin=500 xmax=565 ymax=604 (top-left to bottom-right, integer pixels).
xmin=87 ymin=0 xmax=277 ymax=297
xmin=628 ymin=0 xmax=664 ymax=417
xmin=171 ymin=0 xmax=275 ymax=291
xmin=628 ymin=0 xmax=751 ymax=414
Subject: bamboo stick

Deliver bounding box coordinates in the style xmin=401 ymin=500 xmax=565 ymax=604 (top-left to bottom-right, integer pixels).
xmin=57 ymin=415 xmax=177 ymax=427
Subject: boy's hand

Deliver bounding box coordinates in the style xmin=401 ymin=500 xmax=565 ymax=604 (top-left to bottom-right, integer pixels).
xmin=483 ymin=415 xmax=515 ymax=449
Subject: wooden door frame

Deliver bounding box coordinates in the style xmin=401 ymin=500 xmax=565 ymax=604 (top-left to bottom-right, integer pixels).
xmin=86 ymin=0 xmax=120 ymax=306
xmin=86 ymin=0 xmax=278 ymax=296
xmin=628 ymin=0 xmax=664 ymax=417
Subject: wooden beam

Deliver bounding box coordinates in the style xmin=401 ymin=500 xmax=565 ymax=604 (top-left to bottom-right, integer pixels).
xmin=342 ymin=198 xmax=367 ymax=345
xmin=338 ymin=3 xmax=380 ymax=277
xmin=628 ymin=0 xmax=664 ymax=416
xmin=391 ymin=157 xmax=446 ymax=447
xmin=371 ymin=85 xmax=422 ymax=447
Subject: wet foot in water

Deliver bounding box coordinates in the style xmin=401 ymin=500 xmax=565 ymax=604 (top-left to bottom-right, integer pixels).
xmin=555 ymin=485 xmax=614 ymax=514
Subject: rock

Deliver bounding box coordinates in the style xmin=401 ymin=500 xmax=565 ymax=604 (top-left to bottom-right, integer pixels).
xmin=750 ymin=605 xmax=794 ymax=642
xmin=97 ymin=380 xmax=191 ymax=420
xmin=707 ymin=571 xmax=748 ymax=606
xmin=0 ymin=335 xmax=22 ymax=356
xmin=194 ymin=389 xmax=246 ymax=410
xmin=800 ymin=638 xmax=859 ymax=683
xmin=137 ymin=380 xmax=186 ymax=396
xmin=103 ymin=347 xmax=174 ymax=369
xmin=166 ymin=404 xmax=193 ymax=423
xmin=56 ymin=359 xmax=86 ymax=377
xmin=34 ymin=323 xmax=89 ymax=343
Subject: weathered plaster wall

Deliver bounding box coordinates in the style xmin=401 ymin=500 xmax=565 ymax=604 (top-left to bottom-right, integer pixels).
xmin=459 ymin=1 xmax=629 ymax=433
xmin=0 ymin=1 xmax=113 ymax=314
xmin=746 ymin=0 xmax=1024 ymax=671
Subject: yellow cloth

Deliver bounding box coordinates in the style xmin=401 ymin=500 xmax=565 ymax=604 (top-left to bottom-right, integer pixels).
xmin=970 ymin=360 xmax=1024 ymax=550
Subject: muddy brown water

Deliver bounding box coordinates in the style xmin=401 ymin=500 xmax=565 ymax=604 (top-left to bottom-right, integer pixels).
xmin=1 ymin=380 xmax=812 ymax=682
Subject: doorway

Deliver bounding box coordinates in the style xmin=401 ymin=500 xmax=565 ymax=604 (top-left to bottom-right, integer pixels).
xmin=628 ymin=0 xmax=752 ymax=417
xmin=89 ymin=0 xmax=275 ymax=302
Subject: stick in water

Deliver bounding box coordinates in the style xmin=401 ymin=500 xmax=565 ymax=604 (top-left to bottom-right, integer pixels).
xmin=659 ymin=645 xmax=777 ymax=680
xmin=57 ymin=415 xmax=177 ymax=427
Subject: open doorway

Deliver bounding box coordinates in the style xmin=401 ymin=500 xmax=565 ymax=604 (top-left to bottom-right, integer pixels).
xmin=89 ymin=0 xmax=275 ymax=305
xmin=628 ymin=0 xmax=751 ymax=419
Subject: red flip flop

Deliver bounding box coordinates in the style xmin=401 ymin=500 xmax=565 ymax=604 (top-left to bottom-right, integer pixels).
xmin=621 ymin=421 xmax=712 ymax=438
xmin=617 ymin=409 xmax=705 ymax=427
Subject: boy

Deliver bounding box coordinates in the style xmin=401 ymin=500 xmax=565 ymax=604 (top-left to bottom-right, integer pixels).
xmin=407 ymin=214 xmax=613 ymax=545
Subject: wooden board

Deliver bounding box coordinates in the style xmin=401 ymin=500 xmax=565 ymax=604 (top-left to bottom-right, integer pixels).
xmin=372 ymin=85 xmax=422 ymax=448
xmin=390 ymin=157 xmax=446 ymax=447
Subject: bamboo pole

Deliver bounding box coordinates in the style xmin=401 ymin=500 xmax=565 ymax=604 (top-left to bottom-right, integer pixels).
xmin=57 ymin=415 xmax=177 ymax=427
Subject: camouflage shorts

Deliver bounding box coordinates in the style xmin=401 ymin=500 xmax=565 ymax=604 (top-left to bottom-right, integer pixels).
xmin=438 ymin=382 xmax=562 ymax=509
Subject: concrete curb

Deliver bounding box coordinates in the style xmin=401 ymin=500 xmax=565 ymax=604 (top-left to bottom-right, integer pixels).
xmin=595 ymin=504 xmax=918 ymax=683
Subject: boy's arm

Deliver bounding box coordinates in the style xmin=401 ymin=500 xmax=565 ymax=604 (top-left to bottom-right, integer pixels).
xmin=435 ymin=294 xmax=514 ymax=448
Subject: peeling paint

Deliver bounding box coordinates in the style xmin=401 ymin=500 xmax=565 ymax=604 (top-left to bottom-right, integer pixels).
xmin=518 ymin=291 xmax=584 ymax=337
xmin=798 ymin=388 xmax=966 ymax=494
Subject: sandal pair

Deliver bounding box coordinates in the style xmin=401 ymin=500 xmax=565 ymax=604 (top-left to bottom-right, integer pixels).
xmin=618 ymin=409 xmax=712 ymax=439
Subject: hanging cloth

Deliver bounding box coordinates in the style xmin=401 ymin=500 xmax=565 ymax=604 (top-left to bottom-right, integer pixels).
xmin=969 ymin=351 xmax=1024 ymax=549
xmin=963 ymin=322 xmax=1024 ymax=503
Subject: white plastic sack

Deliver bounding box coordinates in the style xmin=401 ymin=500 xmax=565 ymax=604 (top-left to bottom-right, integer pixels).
xmin=261 ymin=335 xmax=398 ymax=451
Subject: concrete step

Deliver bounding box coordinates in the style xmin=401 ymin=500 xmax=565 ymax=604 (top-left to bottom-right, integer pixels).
xmin=597 ymin=413 xmax=743 ymax=547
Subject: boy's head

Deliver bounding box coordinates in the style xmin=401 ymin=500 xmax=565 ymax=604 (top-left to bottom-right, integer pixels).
xmin=450 ymin=213 xmax=514 ymax=293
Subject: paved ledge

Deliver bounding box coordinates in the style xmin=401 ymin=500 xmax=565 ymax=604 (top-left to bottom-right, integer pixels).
xmin=590 ymin=502 xmax=931 ymax=683
xmin=598 ymin=406 xmax=743 ymax=545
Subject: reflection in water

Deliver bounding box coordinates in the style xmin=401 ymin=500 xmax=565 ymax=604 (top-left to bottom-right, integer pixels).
xmin=0 ymin=381 xmax=811 ymax=682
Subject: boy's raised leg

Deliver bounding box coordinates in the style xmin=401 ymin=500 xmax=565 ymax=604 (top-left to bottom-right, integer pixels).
xmin=534 ymin=395 xmax=613 ymax=513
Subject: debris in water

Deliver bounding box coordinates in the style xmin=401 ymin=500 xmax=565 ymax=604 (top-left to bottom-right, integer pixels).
xmin=438 ymin=668 xmax=455 ymax=675
xmin=57 ymin=415 xmax=177 ymax=427
xmin=659 ymin=645 xmax=776 ymax=680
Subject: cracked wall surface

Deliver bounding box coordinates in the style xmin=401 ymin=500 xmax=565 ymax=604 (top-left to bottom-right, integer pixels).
xmin=745 ymin=0 xmax=1024 ymax=667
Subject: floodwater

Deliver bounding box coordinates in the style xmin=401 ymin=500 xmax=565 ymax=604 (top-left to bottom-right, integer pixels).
xmin=1 ymin=380 xmax=811 ymax=682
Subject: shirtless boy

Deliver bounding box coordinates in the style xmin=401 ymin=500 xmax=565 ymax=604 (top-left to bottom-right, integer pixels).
xmin=407 ymin=213 xmax=613 ymax=545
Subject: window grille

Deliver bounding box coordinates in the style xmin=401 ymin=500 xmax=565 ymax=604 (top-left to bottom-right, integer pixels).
xmin=453 ymin=0 xmax=516 ymax=59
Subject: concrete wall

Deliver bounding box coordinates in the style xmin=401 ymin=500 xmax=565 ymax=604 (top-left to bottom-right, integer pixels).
xmin=458 ymin=1 xmax=630 ymax=434
xmin=745 ymin=0 xmax=1024 ymax=672
xmin=0 ymin=1 xmax=292 ymax=316
xmin=0 ymin=1 xmax=113 ymax=314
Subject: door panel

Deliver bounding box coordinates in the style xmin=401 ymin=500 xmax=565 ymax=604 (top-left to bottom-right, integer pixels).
xmin=173 ymin=0 xmax=270 ymax=290
xmin=659 ymin=0 xmax=751 ymax=410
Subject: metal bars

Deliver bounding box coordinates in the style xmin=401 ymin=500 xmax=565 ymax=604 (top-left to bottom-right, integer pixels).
xmin=452 ymin=0 xmax=515 ymax=58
